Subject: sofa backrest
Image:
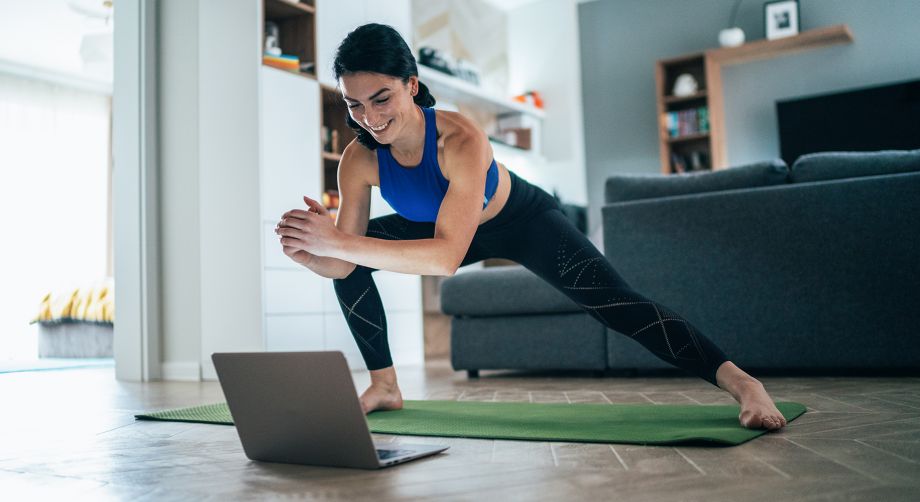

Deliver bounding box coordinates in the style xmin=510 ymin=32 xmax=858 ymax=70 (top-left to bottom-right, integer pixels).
xmin=790 ymin=149 xmax=920 ymax=183
xmin=604 ymin=159 xmax=789 ymax=204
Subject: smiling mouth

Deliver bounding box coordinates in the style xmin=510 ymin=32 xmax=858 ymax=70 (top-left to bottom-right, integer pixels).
xmin=368 ymin=119 xmax=392 ymax=133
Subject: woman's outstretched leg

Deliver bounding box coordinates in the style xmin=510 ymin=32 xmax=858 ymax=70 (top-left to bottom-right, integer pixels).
xmin=491 ymin=208 xmax=786 ymax=430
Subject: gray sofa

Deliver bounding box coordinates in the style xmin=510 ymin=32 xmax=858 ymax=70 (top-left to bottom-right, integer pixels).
xmin=440 ymin=150 xmax=920 ymax=378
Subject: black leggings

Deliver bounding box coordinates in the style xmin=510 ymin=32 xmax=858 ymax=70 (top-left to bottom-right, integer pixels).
xmin=332 ymin=170 xmax=730 ymax=387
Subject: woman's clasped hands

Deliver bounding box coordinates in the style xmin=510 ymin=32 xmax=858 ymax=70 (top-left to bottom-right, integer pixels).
xmin=275 ymin=195 xmax=342 ymax=263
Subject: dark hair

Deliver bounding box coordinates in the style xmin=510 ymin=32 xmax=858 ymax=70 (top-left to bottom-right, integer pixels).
xmin=332 ymin=23 xmax=435 ymax=150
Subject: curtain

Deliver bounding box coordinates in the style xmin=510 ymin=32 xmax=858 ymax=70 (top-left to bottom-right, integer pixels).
xmin=0 ymin=72 xmax=111 ymax=360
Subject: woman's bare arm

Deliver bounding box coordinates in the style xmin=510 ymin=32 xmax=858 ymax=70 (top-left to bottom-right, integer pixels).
xmin=305 ymin=141 xmax=380 ymax=279
xmin=331 ymin=124 xmax=491 ymax=276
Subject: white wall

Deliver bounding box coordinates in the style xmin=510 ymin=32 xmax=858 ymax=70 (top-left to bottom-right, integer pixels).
xmin=316 ymin=0 xmax=412 ymax=88
xmin=197 ymin=0 xmax=264 ymax=380
xmin=158 ymin=0 xmax=201 ymax=377
xmin=507 ymin=0 xmax=587 ymax=206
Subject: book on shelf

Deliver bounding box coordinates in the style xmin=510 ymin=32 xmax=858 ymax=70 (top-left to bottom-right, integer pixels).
xmin=670 ymin=149 xmax=710 ymax=174
xmin=670 ymin=152 xmax=686 ymax=173
xmin=663 ymin=106 xmax=709 ymax=138
xmin=263 ymin=54 xmax=300 ymax=72
xmin=321 ymin=126 xmax=340 ymax=153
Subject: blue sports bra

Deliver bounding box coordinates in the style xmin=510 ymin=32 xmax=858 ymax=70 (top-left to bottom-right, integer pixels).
xmin=377 ymin=106 xmax=499 ymax=223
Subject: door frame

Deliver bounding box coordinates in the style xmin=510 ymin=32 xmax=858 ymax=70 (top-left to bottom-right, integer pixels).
xmin=113 ymin=0 xmax=160 ymax=381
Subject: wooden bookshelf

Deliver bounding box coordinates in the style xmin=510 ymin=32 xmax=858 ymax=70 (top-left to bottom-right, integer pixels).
xmin=320 ymin=84 xmax=356 ymax=209
xmin=667 ymin=132 xmax=710 ymax=144
xmin=663 ymin=91 xmax=708 ymax=104
xmin=656 ymin=24 xmax=854 ymax=174
xmin=265 ymin=0 xmax=315 ymax=17
xmin=262 ymin=0 xmax=316 ymax=79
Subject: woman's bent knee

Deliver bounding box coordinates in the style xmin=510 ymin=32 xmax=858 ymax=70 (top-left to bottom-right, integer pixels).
xmin=333 ymin=263 xmax=372 ymax=284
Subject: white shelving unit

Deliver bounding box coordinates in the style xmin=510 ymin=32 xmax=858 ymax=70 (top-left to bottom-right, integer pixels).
xmin=418 ymin=64 xmax=546 ymax=171
xmin=418 ymin=64 xmax=545 ymax=120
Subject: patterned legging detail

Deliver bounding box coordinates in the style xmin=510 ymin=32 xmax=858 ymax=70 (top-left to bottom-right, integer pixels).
xmin=332 ymin=207 xmax=730 ymax=388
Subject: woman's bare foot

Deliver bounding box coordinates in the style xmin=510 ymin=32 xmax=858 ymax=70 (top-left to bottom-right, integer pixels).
xmin=359 ymin=366 xmax=404 ymax=415
xmin=735 ymin=379 xmax=787 ymax=430
xmin=359 ymin=383 xmax=404 ymax=415
xmin=716 ymin=361 xmax=787 ymax=430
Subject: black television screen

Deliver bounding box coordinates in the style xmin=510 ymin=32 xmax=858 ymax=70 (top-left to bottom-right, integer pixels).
xmin=776 ymin=78 xmax=920 ymax=166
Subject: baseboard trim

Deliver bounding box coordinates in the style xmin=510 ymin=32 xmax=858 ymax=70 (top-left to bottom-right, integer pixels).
xmin=160 ymin=361 xmax=201 ymax=381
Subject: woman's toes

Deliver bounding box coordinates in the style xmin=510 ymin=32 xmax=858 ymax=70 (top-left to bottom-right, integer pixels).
xmin=739 ymin=410 xmax=761 ymax=429
xmin=739 ymin=410 xmax=787 ymax=430
xmin=764 ymin=415 xmax=786 ymax=430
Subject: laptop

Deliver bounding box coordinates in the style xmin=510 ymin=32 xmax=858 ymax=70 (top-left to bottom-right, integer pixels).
xmin=211 ymin=351 xmax=449 ymax=469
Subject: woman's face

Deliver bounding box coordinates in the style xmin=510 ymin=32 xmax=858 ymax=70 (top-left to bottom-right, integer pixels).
xmin=340 ymin=72 xmax=418 ymax=144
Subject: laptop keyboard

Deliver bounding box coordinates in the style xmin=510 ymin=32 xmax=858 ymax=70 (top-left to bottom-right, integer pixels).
xmin=377 ymin=448 xmax=414 ymax=460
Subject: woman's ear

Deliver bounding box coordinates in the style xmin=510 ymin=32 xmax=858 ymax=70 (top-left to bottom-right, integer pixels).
xmin=408 ymin=75 xmax=418 ymax=96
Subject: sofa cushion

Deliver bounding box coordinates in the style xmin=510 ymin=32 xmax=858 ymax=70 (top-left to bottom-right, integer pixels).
xmin=604 ymin=159 xmax=789 ymax=204
xmin=440 ymin=266 xmax=583 ymax=316
xmin=790 ymin=149 xmax=920 ymax=183
xmin=451 ymin=313 xmax=607 ymax=370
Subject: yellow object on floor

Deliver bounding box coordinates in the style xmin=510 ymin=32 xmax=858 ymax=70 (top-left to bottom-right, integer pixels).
xmin=31 ymin=278 xmax=114 ymax=324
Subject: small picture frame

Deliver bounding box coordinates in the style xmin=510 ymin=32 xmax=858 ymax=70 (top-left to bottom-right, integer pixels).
xmin=764 ymin=0 xmax=800 ymax=40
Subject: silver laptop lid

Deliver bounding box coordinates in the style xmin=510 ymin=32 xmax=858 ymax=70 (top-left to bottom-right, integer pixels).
xmin=211 ymin=351 xmax=381 ymax=469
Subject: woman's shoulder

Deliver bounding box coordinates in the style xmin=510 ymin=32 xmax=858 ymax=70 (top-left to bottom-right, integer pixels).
xmin=431 ymin=109 xmax=492 ymax=180
xmin=433 ymin=109 xmax=488 ymax=148
xmin=339 ymin=138 xmax=379 ymax=186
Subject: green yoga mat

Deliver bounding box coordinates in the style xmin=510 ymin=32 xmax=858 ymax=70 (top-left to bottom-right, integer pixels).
xmin=135 ymin=400 xmax=806 ymax=446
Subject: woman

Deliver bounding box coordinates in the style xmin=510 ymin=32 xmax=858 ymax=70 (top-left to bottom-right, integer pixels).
xmin=275 ymin=23 xmax=786 ymax=430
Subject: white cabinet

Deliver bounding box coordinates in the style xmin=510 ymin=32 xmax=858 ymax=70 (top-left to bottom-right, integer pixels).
xmin=266 ymin=314 xmax=325 ymax=352
xmin=264 ymin=269 xmax=325 ymax=314
xmin=262 ymin=221 xmax=298 ymax=269
xmin=260 ymin=65 xmax=324 ymax=353
xmin=259 ymin=67 xmax=321 ymax=221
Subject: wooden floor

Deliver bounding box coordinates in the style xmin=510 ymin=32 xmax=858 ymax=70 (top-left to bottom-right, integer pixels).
xmin=2 ymin=359 xmax=919 ymax=501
